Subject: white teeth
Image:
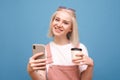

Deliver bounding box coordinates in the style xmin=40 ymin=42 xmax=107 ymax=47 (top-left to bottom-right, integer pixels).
xmin=55 ymin=27 xmax=58 ymax=29
xmin=54 ymin=26 xmax=63 ymax=32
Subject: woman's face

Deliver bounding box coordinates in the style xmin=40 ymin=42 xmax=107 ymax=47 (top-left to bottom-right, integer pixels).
xmin=52 ymin=11 xmax=73 ymax=38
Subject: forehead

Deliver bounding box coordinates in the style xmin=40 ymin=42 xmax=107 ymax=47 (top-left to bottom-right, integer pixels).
xmin=55 ymin=11 xmax=72 ymax=22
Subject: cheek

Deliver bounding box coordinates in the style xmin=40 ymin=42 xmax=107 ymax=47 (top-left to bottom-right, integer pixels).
xmin=68 ymin=23 xmax=72 ymax=32
xmin=69 ymin=27 xmax=72 ymax=32
xmin=51 ymin=22 xmax=56 ymax=32
xmin=51 ymin=23 xmax=55 ymax=30
xmin=51 ymin=21 xmax=57 ymax=27
xmin=65 ymin=25 xmax=72 ymax=31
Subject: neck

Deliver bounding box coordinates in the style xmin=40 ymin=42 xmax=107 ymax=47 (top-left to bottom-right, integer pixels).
xmin=53 ymin=36 xmax=70 ymax=45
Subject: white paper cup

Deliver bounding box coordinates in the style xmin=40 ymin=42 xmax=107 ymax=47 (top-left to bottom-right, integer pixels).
xmin=71 ymin=48 xmax=82 ymax=59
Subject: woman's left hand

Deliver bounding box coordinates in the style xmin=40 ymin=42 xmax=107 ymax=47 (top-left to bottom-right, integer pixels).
xmin=72 ymin=53 xmax=94 ymax=67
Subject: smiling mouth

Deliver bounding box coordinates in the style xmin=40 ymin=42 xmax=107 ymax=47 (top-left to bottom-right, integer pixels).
xmin=54 ymin=26 xmax=63 ymax=32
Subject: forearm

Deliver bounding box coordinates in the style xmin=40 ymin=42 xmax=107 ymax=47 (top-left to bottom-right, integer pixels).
xmin=28 ymin=71 xmax=41 ymax=80
xmin=27 ymin=64 xmax=46 ymax=80
xmin=80 ymin=66 xmax=94 ymax=80
xmin=29 ymin=71 xmax=46 ymax=80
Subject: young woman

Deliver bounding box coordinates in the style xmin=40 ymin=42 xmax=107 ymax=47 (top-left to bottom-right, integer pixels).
xmin=27 ymin=6 xmax=94 ymax=80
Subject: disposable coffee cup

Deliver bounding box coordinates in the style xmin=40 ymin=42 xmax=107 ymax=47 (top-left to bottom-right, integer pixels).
xmin=71 ymin=48 xmax=82 ymax=59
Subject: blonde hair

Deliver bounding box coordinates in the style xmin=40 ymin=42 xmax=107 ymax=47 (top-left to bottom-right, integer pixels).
xmin=48 ymin=8 xmax=79 ymax=46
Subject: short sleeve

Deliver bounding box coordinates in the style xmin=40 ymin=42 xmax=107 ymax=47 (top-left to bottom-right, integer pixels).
xmin=79 ymin=43 xmax=88 ymax=73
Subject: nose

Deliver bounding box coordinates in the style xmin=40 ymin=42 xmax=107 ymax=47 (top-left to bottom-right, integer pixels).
xmin=57 ymin=22 xmax=63 ymax=27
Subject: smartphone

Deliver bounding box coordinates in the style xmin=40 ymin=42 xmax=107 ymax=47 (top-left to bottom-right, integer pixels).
xmin=32 ymin=44 xmax=45 ymax=59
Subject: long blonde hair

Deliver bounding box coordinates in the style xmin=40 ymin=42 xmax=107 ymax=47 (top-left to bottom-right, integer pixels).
xmin=48 ymin=7 xmax=79 ymax=46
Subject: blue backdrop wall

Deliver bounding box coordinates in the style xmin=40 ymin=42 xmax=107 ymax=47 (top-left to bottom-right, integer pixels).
xmin=0 ymin=0 xmax=120 ymax=80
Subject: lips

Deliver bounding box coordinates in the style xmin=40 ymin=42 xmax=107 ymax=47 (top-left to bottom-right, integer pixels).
xmin=54 ymin=26 xmax=63 ymax=33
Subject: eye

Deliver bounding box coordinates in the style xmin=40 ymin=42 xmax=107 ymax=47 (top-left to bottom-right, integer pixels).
xmin=63 ymin=21 xmax=69 ymax=25
xmin=54 ymin=18 xmax=59 ymax=22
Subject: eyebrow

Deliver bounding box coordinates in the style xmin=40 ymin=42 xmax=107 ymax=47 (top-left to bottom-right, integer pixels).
xmin=55 ymin=16 xmax=71 ymax=22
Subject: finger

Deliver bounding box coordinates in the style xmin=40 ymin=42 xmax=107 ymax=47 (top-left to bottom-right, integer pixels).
xmin=76 ymin=53 xmax=84 ymax=57
xmin=73 ymin=59 xmax=84 ymax=63
xmin=32 ymin=66 xmax=46 ymax=70
xmin=30 ymin=59 xmax=46 ymax=64
xmin=31 ymin=52 xmax=44 ymax=60
xmin=31 ymin=62 xmax=46 ymax=67
xmin=30 ymin=62 xmax=46 ymax=71
xmin=72 ymin=56 xmax=83 ymax=61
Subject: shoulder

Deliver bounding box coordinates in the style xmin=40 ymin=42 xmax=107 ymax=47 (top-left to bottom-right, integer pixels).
xmin=79 ymin=43 xmax=87 ymax=49
xmin=45 ymin=42 xmax=53 ymax=47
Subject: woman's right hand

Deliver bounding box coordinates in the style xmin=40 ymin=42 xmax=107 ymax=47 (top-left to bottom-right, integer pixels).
xmin=27 ymin=52 xmax=46 ymax=73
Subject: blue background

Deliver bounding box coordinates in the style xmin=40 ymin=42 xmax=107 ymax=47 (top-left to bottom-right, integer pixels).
xmin=0 ymin=0 xmax=120 ymax=80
